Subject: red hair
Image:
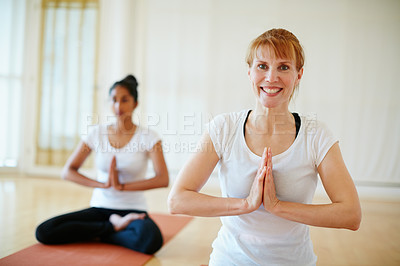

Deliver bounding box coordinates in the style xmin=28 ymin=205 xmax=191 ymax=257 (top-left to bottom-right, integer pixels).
xmin=246 ymin=28 xmax=304 ymax=71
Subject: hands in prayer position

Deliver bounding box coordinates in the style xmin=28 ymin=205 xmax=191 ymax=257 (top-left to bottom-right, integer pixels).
xmin=245 ymin=147 xmax=280 ymax=214
xmin=104 ymin=156 xmax=123 ymax=190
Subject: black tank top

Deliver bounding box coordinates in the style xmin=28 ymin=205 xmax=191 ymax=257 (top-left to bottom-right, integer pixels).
xmin=243 ymin=110 xmax=301 ymax=138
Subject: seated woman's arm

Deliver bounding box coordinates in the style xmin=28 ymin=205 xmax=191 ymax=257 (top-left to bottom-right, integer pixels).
xmin=62 ymin=141 xmax=109 ymax=188
xmin=264 ymin=143 xmax=362 ymax=230
xmin=168 ymin=132 xmax=267 ymax=217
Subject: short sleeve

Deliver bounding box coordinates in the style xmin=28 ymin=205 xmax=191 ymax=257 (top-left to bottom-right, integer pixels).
xmin=205 ymin=111 xmax=244 ymax=159
xmin=141 ymin=128 xmax=162 ymax=151
xmin=81 ymin=124 xmax=100 ymax=150
xmin=206 ymin=114 xmax=226 ymax=158
xmin=312 ymin=120 xmax=339 ymax=167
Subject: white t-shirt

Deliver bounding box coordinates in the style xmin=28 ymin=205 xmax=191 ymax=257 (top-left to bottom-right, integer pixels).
xmin=82 ymin=124 xmax=161 ymax=210
xmin=207 ymin=110 xmax=338 ymax=266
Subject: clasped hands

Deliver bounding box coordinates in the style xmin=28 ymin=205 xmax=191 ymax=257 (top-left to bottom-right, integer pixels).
xmin=245 ymin=147 xmax=280 ymax=214
xmin=103 ymin=156 xmax=124 ymax=190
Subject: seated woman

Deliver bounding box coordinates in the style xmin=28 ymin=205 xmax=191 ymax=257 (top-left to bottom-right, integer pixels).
xmin=36 ymin=75 xmax=169 ymax=254
xmin=168 ymin=29 xmax=361 ymax=265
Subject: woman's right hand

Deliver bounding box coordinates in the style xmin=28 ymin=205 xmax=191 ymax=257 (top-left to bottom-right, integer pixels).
xmin=103 ymin=171 xmax=112 ymax=189
xmin=244 ymin=147 xmax=267 ymax=212
xmin=106 ymin=156 xmax=118 ymax=189
xmin=168 ymin=133 xmax=266 ymax=217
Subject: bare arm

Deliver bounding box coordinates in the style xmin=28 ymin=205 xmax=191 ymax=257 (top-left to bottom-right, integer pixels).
xmin=264 ymin=143 xmax=362 ymax=230
xmin=112 ymin=141 xmax=169 ymax=191
xmin=61 ymin=141 xmax=109 ymax=188
xmin=168 ymin=132 xmax=267 ymax=217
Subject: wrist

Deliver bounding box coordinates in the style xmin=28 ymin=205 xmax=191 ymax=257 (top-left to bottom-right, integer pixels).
xmin=226 ymin=197 xmax=245 ymax=215
xmin=270 ymin=200 xmax=283 ymax=215
xmin=240 ymin=198 xmax=253 ymax=214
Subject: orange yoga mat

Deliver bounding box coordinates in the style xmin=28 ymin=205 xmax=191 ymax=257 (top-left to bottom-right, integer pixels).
xmin=0 ymin=213 xmax=192 ymax=266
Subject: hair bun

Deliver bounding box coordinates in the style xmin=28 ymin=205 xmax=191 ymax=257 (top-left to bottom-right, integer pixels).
xmin=109 ymin=74 xmax=139 ymax=102
xmin=122 ymin=74 xmax=138 ymax=86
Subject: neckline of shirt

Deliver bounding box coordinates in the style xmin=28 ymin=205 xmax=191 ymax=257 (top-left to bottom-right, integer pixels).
xmin=240 ymin=109 xmax=303 ymax=160
xmin=104 ymin=124 xmax=141 ymax=150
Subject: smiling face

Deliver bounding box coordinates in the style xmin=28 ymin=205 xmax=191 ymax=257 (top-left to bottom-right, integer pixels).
xmin=248 ymin=45 xmax=303 ymax=110
xmin=110 ymin=85 xmax=137 ymax=117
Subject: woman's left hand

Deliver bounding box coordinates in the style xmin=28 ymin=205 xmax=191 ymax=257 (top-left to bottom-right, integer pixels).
xmin=109 ymin=156 xmax=123 ymax=190
xmin=263 ymin=147 xmax=280 ymax=213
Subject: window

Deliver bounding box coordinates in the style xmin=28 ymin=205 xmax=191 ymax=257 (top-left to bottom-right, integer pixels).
xmin=0 ymin=0 xmax=26 ymax=168
xmin=36 ymin=0 xmax=99 ymax=166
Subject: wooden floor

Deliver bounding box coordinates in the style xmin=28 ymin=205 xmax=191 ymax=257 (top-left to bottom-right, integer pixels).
xmin=1 ymin=174 xmax=399 ymax=266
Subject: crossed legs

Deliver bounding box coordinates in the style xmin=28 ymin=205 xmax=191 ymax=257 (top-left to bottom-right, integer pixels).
xmin=35 ymin=207 xmax=163 ymax=254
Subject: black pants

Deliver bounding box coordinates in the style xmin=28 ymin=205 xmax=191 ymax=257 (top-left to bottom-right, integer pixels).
xmin=35 ymin=207 xmax=163 ymax=254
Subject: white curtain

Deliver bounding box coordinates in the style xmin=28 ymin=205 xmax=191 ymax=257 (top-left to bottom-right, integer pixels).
xmin=129 ymin=0 xmax=400 ymax=185
xmin=0 ymin=0 xmax=26 ymax=167
xmin=36 ymin=0 xmax=99 ymax=166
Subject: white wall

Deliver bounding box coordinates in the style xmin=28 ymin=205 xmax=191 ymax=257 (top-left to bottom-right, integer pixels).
xmin=115 ymin=0 xmax=400 ymax=185
xmin=23 ymin=0 xmax=400 ymax=187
